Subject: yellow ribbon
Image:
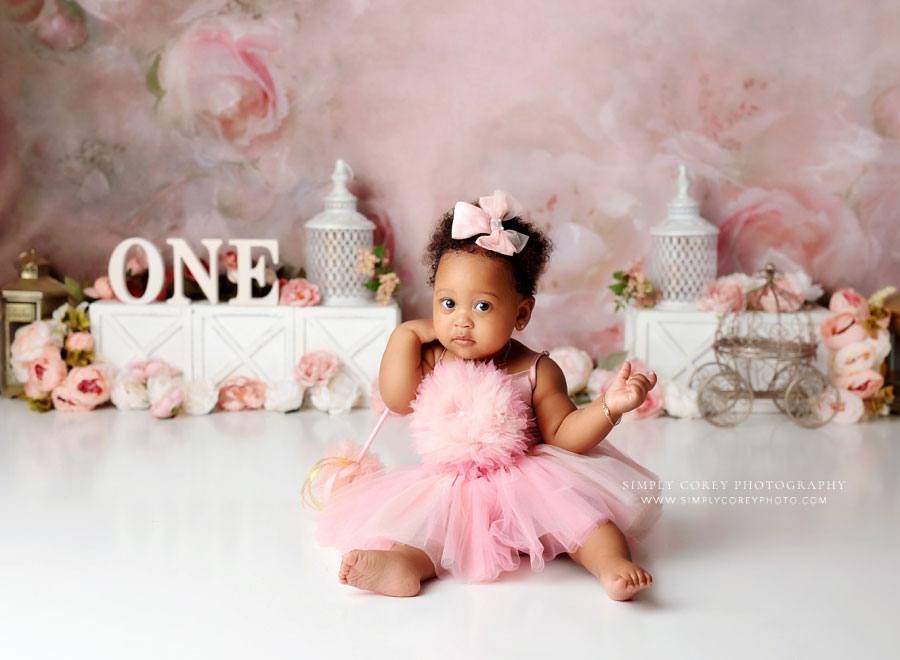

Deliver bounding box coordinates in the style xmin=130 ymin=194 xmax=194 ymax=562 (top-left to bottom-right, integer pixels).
xmin=301 ymin=456 xmax=356 ymax=512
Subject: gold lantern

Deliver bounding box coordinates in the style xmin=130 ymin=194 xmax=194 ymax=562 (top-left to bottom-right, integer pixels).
xmin=1 ymin=250 xmax=69 ymax=397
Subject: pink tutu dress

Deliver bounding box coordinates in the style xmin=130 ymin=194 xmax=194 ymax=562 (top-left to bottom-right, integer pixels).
xmin=314 ymin=349 xmax=663 ymax=583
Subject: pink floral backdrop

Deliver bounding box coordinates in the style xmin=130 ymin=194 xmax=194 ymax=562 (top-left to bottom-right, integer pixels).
xmin=2 ymin=0 xmax=899 ymax=358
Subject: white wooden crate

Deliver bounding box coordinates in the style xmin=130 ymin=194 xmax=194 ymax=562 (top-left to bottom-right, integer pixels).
xmin=89 ymin=303 xmax=193 ymax=378
xmin=89 ymin=301 xmax=401 ymax=401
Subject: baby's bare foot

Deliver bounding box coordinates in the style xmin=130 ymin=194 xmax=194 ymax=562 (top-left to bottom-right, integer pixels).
xmin=594 ymin=555 xmax=653 ymax=601
xmin=338 ymin=549 xmax=423 ymax=597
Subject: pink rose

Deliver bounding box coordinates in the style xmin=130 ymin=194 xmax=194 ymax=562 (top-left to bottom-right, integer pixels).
xmin=831 ymin=339 xmax=885 ymax=375
xmin=31 ymin=0 xmax=88 ymax=51
xmin=156 ymin=16 xmax=288 ymax=160
xmin=697 ymin=277 xmax=745 ymax=314
xmin=815 ymin=389 xmax=864 ymax=424
xmin=832 ymin=369 xmax=884 ymax=400
xmin=220 ymin=249 xmax=239 ymax=284
xmin=65 ymin=330 xmax=94 ymax=353
xmin=586 ymin=368 xmax=616 ymax=401
xmin=279 ymin=278 xmax=321 ymax=307
xmin=150 ymin=388 xmax=184 ymax=419
xmin=10 ymin=320 xmax=63 ymax=382
xmin=829 ymin=288 xmax=868 ymax=321
xmin=217 ymin=375 xmax=267 ymax=411
xmin=717 ymin=187 xmax=867 ymax=295
xmin=750 ymin=278 xmax=804 ymax=313
xmin=126 ymin=248 xmax=148 ymax=276
xmin=84 ymin=275 xmax=115 ymax=300
xmin=1 ymin=0 xmax=44 ymax=23
xmin=24 ymin=345 xmax=68 ymax=399
xmin=222 ymin=249 xmax=239 ymax=271
xmin=51 ymin=365 xmax=110 ymax=411
xmin=820 ymin=313 xmax=868 ymax=352
xmin=126 ymin=357 xmax=181 ymax=384
xmin=293 ymin=350 xmax=338 ymax=387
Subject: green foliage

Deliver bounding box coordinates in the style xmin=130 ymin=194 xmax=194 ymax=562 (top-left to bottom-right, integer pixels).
xmin=598 ymin=351 xmax=628 ymax=371
xmin=145 ymin=54 xmax=166 ymax=106
xmin=26 ymin=396 xmax=53 ymax=413
xmin=64 ymin=349 xmax=94 ymax=368
xmin=60 ymin=0 xmax=86 ymax=22
xmin=65 ymin=276 xmax=85 ymax=305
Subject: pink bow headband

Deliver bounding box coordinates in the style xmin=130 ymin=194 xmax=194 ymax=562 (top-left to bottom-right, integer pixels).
xmin=451 ymin=190 xmax=530 ymax=256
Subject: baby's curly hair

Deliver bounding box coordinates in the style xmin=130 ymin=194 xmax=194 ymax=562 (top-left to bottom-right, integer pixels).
xmin=423 ymin=202 xmax=554 ymax=299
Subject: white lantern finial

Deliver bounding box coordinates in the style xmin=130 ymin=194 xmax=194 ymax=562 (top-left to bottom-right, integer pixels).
xmin=676 ymin=164 xmax=689 ymax=198
xmin=650 ymin=163 xmax=719 ymax=309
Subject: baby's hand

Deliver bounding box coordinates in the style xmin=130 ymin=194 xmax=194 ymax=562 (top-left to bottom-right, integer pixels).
xmin=402 ymin=319 xmax=437 ymax=345
xmin=603 ymin=361 xmax=658 ymax=417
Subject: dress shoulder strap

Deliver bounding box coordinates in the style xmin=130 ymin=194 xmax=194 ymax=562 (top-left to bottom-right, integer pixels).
xmin=529 ymin=350 xmax=550 ymax=390
xmin=438 ymin=346 xmax=447 ymax=364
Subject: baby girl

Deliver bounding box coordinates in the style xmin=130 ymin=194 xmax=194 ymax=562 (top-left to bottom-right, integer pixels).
xmin=314 ymin=191 xmax=663 ymax=599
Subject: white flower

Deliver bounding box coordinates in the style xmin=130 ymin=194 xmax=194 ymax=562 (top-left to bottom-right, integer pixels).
xmin=48 ymin=301 xmax=88 ymax=341
xmin=548 ymin=346 xmax=593 ymax=395
xmin=309 ymin=367 xmax=360 ymax=415
xmin=110 ymin=375 xmax=150 ymax=410
xmin=147 ymin=373 xmax=185 ymax=406
xmin=264 ymin=379 xmax=306 ymax=412
xmin=663 ymin=381 xmax=701 ymax=419
xmin=816 ymin=389 xmax=864 ymax=424
xmin=182 ymin=378 xmax=218 ymax=415
xmin=783 ymin=270 xmax=824 ymax=302
xmin=10 ymin=321 xmax=63 ymax=382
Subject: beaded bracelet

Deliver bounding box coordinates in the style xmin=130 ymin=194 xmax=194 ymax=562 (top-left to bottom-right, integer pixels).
xmin=600 ymin=393 xmax=621 ymax=427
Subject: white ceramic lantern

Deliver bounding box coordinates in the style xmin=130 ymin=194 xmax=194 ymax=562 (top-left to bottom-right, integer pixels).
xmin=304 ymin=159 xmax=376 ymax=306
xmin=650 ymin=165 xmax=718 ymax=310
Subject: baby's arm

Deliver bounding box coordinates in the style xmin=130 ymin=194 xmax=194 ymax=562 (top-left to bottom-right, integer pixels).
xmin=378 ymin=319 xmax=437 ymax=415
xmin=533 ymin=358 xmax=657 ymax=454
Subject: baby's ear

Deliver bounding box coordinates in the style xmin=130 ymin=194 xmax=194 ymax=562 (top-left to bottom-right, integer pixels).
xmin=517 ymin=295 xmax=536 ymax=323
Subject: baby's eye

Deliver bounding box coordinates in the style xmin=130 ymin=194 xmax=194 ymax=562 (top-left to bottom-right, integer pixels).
xmin=475 ymin=302 xmax=491 ymax=312
xmin=440 ymin=298 xmax=455 ymax=310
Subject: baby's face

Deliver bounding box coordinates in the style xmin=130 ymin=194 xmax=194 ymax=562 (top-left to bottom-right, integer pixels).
xmin=432 ymin=251 xmax=527 ymax=361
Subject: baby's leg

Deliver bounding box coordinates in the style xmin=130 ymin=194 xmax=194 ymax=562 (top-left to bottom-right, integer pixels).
xmin=338 ymin=543 xmax=436 ymax=597
xmin=567 ymin=521 xmax=653 ymax=601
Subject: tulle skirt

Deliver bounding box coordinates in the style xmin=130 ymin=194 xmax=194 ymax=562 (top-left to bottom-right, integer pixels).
xmin=314 ymin=440 xmax=663 ymax=584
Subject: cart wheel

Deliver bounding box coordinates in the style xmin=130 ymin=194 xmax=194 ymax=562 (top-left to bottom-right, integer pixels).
xmin=769 ymin=363 xmax=807 ymax=413
xmin=698 ymin=366 xmax=754 ymax=427
xmin=689 ymin=362 xmax=722 ymax=392
xmin=783 ymin=368 xmax=840 ymax=428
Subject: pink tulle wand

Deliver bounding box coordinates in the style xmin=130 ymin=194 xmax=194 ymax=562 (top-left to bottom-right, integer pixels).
xmin=301 ymin=407 xmax=391 ymax=511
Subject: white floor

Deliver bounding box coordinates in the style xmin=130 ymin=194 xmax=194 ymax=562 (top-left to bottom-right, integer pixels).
xmin=0 ymin=399 xmax=897 ymax=660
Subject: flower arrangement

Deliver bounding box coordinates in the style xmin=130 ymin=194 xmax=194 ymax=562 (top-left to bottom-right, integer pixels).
xmin=697 ymin=270 xmax=823 ymax=315
xmin=12 ymin=300 xmax=363 ymax=416
xmin=11 ymin=301 xmax=111 ymax=412
xmin=608 ymin=260 xmax=661 ymax=312
xmin=356 ymin=245 xmax=401 ymax=306
xmin=818 ymin=286 xmax=894 ymax=423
